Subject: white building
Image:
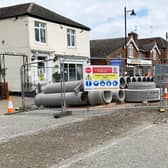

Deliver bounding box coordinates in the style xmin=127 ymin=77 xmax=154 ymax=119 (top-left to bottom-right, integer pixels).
xmin=0 ymin=3 xmax=90 ymax=92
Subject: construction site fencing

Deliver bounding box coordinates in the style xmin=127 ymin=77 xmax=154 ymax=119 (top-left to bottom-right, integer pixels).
xmin=20 ymin=56 xmax=168 ymax=113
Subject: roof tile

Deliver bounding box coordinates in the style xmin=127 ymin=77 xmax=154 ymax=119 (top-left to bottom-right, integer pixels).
xmin=0 ymin=3 xmax=90 ymax=31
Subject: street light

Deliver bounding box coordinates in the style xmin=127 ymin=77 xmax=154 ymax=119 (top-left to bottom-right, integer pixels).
xmin=124 ymin=6 xmax=136 ymax=75
xmin=124 ymin=7 xmax=136 ymax=47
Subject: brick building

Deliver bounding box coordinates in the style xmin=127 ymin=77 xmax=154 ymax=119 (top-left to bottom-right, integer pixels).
xmin=90 ymin=32 xmax=168 ymax=76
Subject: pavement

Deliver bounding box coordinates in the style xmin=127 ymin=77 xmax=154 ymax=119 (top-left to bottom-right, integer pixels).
xmin=0 ymin=96 xmax=34 ymax=114
xmin=0 ymin=102 xmax=135 ymax=143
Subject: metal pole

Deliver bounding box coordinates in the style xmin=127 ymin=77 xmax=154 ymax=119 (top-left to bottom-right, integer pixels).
xmin=20 ymin=64 xmax=25 ymax=109
xmin=124 ymin=6 xmax=127 ymax=76
xmin=124 ymin=6 xmax=127 ymax=50
xmin=62 ymin=58 xmax=66 ymax=111
xmin=60 ymin=58 xmax=66 ymax=113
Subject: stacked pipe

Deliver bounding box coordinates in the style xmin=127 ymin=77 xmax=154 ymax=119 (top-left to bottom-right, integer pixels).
xmin=35 ymin=80 xmax=88 ymax=107
xmin=35 ymin=75 xmax=154 ymax=107
xmin=35 ymin=80 xmax=114 ymax=107
xmin=125 ymin=82 xmax=160 ymax=102
xmin=119 ymin=76 xmax=154 ymax=89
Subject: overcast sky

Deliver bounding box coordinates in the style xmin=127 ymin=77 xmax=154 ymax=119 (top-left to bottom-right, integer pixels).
xmin=1 ymin=0 xmax=168 ymax=40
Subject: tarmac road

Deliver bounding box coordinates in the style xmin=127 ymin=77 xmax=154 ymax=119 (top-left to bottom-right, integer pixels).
xmin=56 ymin=122 xmax=168 ymax=168
xmin=0 ymin=106 xmax=168 ymax=168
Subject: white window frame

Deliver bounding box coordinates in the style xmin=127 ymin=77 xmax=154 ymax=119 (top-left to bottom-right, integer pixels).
xmin=34 ymin=21 xmax=47 ymax=43
xmin=63 ymin=63 xmax=83 ymax=81
xmin=152 ymin=49 xmax=157 ymax=60
xmin=67 ymin=29 xmax=76 ymax=47
xmin=128 ymin=43 xmax=134 ymax=58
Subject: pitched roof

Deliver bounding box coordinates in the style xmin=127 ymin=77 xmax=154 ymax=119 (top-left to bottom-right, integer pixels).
xmin=90 ymin=38 xmax=125 ymax=57
xmin=139 ymin=37 xmax=168 ymax=52
xmin=90 ymin=36 xmax=168 ymax=57
xmin=0 ymin=3 xmax=90 ymax=31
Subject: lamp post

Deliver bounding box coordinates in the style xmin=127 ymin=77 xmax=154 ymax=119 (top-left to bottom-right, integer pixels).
xmin=124 ymin=6 xmax=136 ymax=75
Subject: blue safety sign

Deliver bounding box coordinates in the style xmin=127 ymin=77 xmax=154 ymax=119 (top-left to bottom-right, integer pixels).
xmin=83 ymin=65 xmax=120 ymax=91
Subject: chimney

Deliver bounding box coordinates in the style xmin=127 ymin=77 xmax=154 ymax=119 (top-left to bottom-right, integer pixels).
xmin=128 ymin=31 xmax=138 ymax=42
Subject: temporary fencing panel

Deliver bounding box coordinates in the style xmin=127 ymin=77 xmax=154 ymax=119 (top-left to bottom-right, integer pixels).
xmin=20 ymin=57 xmax=167 ymax=113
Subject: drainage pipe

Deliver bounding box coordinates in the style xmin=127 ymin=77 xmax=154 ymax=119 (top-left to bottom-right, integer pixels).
xmin=112 ymin=89 xmax=125 ymax=103
xmin=35 ymin=92 xmax=88 ymax=107
xmin=42 ymin=80 xmax=83 ymax=93
xmin=131 ymin=76 xmax=136 ymax=83
xmin=142 ymin=76 xmax=147 ymax=82
xmin=120 ymin=76 xmax=126 ymax=89
xmin=88 ymin=90 xmax=112 ymax=106
xmin=136 ymin=76 xmax=142 ymax=82
xmin=146 ymin=77 xmax=151 ymax=82
xmin=124 ymin=76 xmax=131 ymax=86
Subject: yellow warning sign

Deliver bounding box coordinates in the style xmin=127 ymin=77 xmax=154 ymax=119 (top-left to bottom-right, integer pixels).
xmin=39 ymin=74 xmax=45 ymax=81
xmin=92 ymin=74 xmax=118 ymax=80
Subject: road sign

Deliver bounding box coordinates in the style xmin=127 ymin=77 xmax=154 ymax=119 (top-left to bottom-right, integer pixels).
xmin=83 ymin=65 xmax=120 ymax=91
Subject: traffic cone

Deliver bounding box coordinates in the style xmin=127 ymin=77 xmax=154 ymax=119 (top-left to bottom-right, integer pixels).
xmin=164 ymin=87 xmax=168 ymax=99
xmin=7 ymin=96 xmax=15 ymax=113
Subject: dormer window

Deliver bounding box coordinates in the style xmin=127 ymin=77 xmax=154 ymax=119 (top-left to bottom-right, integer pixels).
xmin=34 ymin=21 xmax=46 ymax=43
xmin=128 ymin=43 xmax=134 ymax=58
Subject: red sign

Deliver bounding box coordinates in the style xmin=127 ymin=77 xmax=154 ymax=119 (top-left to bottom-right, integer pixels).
xmin=93 ymin=67 xmax=112 ymax=73
xmin=85 ymin=67 xmax=91 ymax=73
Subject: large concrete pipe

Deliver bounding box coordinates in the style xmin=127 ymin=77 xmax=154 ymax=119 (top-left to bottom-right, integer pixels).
xmin=142 ymin=76 xmax=147 ymax=82
xmin=128 ymin=82 xmax=156 ymax=89
xmin=150 ymin=76 xmax=154 ymax=81
xmin=42 ymin=80 xmax=83 ymax=93
xmin=146 ymin=77 xmax=150 ymax=82
xmin=35 ymin=92 xmax=88 ymax=107
xmin=88 ymin=90 xmax=112 ymax=106
xmin=120 ymin=76 xmax=126 ymax=89
xmin=124 ymin=76 xmax=131 ymax=86
xmin=136 ymin=76 xmax=142 ymax=82
xmin=66 ymin=92 xmax=88 ymax=106
xmin=131 ymin=76 xmax=136 ymax=82
xmin=112 ymin=89 xmax=125 ymax=103
xmin=125 ymin=88 xmax=160 ymax=102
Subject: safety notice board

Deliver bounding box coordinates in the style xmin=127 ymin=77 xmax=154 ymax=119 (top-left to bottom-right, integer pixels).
xmin=83 ymin=65 xmax=120 ymax=91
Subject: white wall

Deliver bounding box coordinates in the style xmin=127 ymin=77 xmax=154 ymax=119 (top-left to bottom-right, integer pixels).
xmin=0 ymin=16 xmax=30 ymax=91
xmin=28 ymin=17 xmax=90 ymax=57
xmin=0 ymin=16 xmax=30 ymax=55
xmin=0 ymin=15 xmax=90 ymax=92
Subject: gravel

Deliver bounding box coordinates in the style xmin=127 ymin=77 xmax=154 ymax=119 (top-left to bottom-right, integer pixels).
xmin=0 ymin=106 xmax=168 ymax=168
xmin=63 ymin=123 xmax=168 ymax=168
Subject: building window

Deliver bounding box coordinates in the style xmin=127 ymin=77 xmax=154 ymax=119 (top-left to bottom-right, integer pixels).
xmin=138 ymin=52 xmax=142 ymax=59
xmin=37 ymin=56 xmax=47 ymax=81
xmin=128 ymin=43 xmax=134 ymax=58
xmin=152 ymin=49 xmax=157 ymax=60
xmin=35 ymin=21 xmax=46 ymax=43
xmin=62 ymin=63 xmax=83 ymax=81
xmin=67 ymin=29 xmax=76 ymax=47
